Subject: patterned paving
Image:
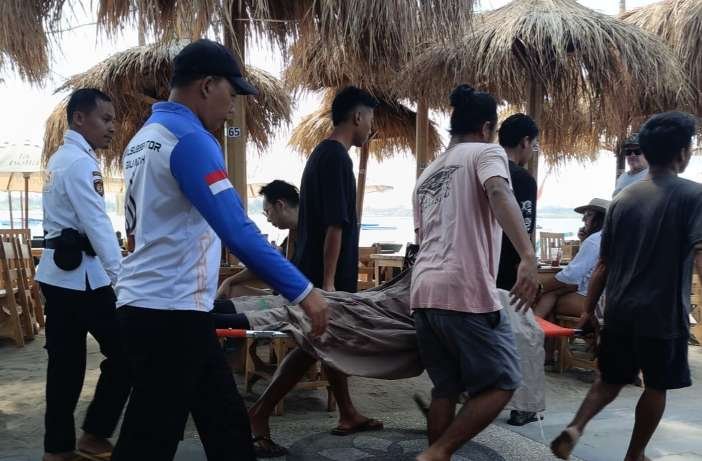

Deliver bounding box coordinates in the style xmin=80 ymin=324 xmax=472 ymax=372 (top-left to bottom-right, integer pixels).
xmin=286 ymin=429 xmax=506 ymax=461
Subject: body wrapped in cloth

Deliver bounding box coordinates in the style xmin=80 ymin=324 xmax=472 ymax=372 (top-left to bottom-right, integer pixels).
xmin=222 ymin=270 xmax=545 ymax=412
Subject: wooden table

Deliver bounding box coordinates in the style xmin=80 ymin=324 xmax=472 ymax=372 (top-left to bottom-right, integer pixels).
xmin=370 ymin=253 xmax=404 ymax=287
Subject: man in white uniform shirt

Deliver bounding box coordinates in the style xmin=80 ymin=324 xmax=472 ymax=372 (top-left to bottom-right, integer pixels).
xmin=36 ymin=88 xmax=129 ymax=461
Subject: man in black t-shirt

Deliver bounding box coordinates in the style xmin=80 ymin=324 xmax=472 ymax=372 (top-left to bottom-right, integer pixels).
xmin=552 ymin=112 xmax=702 ymax=461
xmin=248 ymin=86 xmax=383 ymax=451
xmin=495 ymin=114 xmax=540 ymax=427
xmin=295 ymin=87 xmax=378 ymax=293
xmin=496 ymin=114 xmax=539 ymax=291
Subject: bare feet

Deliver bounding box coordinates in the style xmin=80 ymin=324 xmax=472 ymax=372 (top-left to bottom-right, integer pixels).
xmin=550 ymin=426 xmax=581 ymax=460
xmin=76 ymin=432 xmax=113 ymax=455
xmin=248 ymin=405 xmax=272 ymax=439
xmin=415 ymin=447 xmax=449 ymax=461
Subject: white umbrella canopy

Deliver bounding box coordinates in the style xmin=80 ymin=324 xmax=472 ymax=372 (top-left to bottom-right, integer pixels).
xmin=0 ymin=141 xmax=123 ymax=193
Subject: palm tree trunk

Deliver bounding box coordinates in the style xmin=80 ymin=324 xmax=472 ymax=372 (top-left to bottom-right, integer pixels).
xmin=619 ymin=0 xmax=626 ymax=14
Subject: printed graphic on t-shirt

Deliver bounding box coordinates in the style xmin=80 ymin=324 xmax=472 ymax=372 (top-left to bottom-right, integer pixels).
xmin=521 ymin=199 xmax=533 ymax=232
xmin=417 ymin=165 xmax=461 ymax=214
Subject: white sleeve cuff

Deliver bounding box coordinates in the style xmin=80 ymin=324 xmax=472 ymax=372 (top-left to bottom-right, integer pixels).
xmin=290 ymin=282 xmax=314 ymax=305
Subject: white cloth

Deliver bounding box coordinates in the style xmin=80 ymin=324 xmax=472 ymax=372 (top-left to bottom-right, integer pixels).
xmin=556 ymin=231 xmax=601 ymax=296
xmin=613 ymin=168 xmax=648 ymax=197
xmin=500 ymin=290 xmax=546 ymax=413
xmin=35 ymin=130 xmax=122 ymax=290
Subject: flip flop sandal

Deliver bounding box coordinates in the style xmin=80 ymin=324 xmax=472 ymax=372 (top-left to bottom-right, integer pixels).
xmin=330 ymin=418 xmax=384 ymax=436
xmin=75 ymin=450 xmax=112 ymax=461
xmin=550 ymin=427 xmax=581 ymax=460
xmin=253 ymin=435 xmax=288 ymax=458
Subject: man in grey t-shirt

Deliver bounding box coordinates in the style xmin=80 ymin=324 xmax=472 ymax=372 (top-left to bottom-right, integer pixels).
xmin=552 ymin=112 xmax=702 ymax=461
xmin=613 ymin=133 xmax=649 ymax=197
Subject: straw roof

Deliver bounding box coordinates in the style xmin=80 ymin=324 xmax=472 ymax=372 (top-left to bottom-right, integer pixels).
xmin=622 ymin=0 xmax=702 ymax=113
xmin=401 ymin=0 xmax=694 ymax=161
xmin=42 ymin=42 xmax=291 ymax=170
xmin=283 ymin=1 xmax=475 ymax=93
xmin=0 ymin=0 xmax=64 ymax=83
xmin=95 ymin=0 xmax=473 ymax=57
xmin=289 ymin=91 xmax=441 ymax=161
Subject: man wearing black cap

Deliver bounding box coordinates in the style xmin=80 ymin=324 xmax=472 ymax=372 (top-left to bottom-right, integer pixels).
xmin=613 ymin=133 xmax=649 ymax=197
xmin=112 ymin=39 xmax=328 ymax=461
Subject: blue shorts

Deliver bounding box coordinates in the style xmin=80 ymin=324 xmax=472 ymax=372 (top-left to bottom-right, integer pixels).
xmin=414 ymin=308 xmax=522 ymax=399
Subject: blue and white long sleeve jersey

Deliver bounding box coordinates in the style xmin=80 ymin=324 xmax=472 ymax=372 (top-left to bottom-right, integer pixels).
xmin=115 ymin=102 xmax=312 ymax=311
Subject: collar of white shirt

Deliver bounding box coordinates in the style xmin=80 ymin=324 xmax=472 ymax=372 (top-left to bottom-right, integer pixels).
xmin=64 ymin=129 xmax=98 ymax=161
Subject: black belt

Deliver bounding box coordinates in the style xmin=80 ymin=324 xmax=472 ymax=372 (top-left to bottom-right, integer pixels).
xmin=44 ymin=235 xmax=96 ymax=256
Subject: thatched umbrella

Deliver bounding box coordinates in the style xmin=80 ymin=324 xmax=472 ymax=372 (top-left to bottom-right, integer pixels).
xmin=622 ymin=0 xmax=702 ymax=114
xmin=93 ymin=1 xmax=473 ymax=202
xmin=283 ymin=1 xmax=474 ymax=179
xmin=401 ymin=0 xmax=693 ymax=177
xmin=289 ymin=90 xmax=441 ymax=222
xmin=0 ymin=0 xmax=64 ymax=83
xmin=42 ymin=42 xmax=291 ymax=171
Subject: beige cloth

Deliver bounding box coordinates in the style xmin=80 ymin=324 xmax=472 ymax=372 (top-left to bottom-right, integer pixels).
xmin=243 ymin=273 xmax=422 ymax=380
xmin=237 ymin=271 xmax=546 ymax=413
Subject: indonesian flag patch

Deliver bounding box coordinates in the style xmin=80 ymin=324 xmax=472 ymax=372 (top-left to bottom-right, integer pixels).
xmin=205 ymin=170 xmax=233 ymax=195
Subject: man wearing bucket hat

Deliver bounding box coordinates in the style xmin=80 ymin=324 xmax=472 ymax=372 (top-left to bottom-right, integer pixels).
xmin=533 ymin=198 xmax=609 ymax=321
xmin=613 ymin=133 xmax=649 ymax=197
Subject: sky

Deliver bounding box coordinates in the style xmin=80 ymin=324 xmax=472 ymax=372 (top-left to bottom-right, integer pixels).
xmin=0 ymin=0 xmax=699 ymax=220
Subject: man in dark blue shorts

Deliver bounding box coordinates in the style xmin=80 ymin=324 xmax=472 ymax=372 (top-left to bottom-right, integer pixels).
xmin=551 ymin=111 xmax=702 ymax=461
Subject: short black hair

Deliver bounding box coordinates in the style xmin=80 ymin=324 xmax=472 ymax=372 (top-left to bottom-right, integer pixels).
xmin=66 ymin=88 xmax=112 ymax=125
xmin=639 ymin=112 xmax=697 ymax=167
xmin=449 ymin=84 xmax=498 ymax=136
xmin=260 ymin=180 xmax=300 ymax=207
xmin=498 ymin=113 xmax=539 ymax=148
xmin=331 ymin=86 xmax=379 ymax=126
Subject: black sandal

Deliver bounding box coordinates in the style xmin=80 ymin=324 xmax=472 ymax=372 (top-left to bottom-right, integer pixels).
xmin=253 ymin=435 xmax=289 ymax=458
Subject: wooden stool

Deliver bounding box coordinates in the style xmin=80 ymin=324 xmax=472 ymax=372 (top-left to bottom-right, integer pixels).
xmin=556 ymin=314 xmax=597 ymax=373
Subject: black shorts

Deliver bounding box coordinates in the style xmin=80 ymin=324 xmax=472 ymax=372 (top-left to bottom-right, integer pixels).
xmin=597 ymin=329 xmax=691 ymax=390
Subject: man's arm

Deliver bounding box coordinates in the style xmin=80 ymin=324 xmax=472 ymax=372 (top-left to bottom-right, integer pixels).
xmin=65 ymin=160 xmax=122 ymax=284
xmin=484 ymin=176 xmax=538 ymax=311
xmin=170 ymin=133 xmax=328 ymax=335
xmin=577 ymin=258 xmax=607 ymax=332
xmin=694 ymin=244 xmax=702 ymax=283
xmin=322 ymin=226 xmax=343 ymax=291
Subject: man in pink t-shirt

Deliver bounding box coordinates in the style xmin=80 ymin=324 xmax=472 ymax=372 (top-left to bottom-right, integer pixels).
xmin=413 ymin=86 xmax=538 ymax=461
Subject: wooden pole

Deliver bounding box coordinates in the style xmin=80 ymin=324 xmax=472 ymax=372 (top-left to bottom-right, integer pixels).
xmin=415 ymin=98 xmax=430 ymax=178
xmin=526 ymin=79 xmax=544 ymax=247
xmin=23 ymin=174 xmax=29 ymax=229
xmin=224 ymin=6 xmax=249 ymax=210
xmin=8 ymin=191 xmax=13 ymax=229
xmin=356 ymin=143 xmax=371 ymax=224
xmin=619 ymin=0 xmax=626 ymax=14
xmin=526 ymin=79 xmax=543 ymax=180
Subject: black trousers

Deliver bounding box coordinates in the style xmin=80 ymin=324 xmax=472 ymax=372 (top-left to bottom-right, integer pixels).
xmin=112 ymin=307 xmax=255 ymax=461
xmin=40 ymin=282 xmax=130 ymax=454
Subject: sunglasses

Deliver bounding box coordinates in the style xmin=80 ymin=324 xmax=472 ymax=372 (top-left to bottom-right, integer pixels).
xmin=625 ymin=149 xmax=642 ymax=157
